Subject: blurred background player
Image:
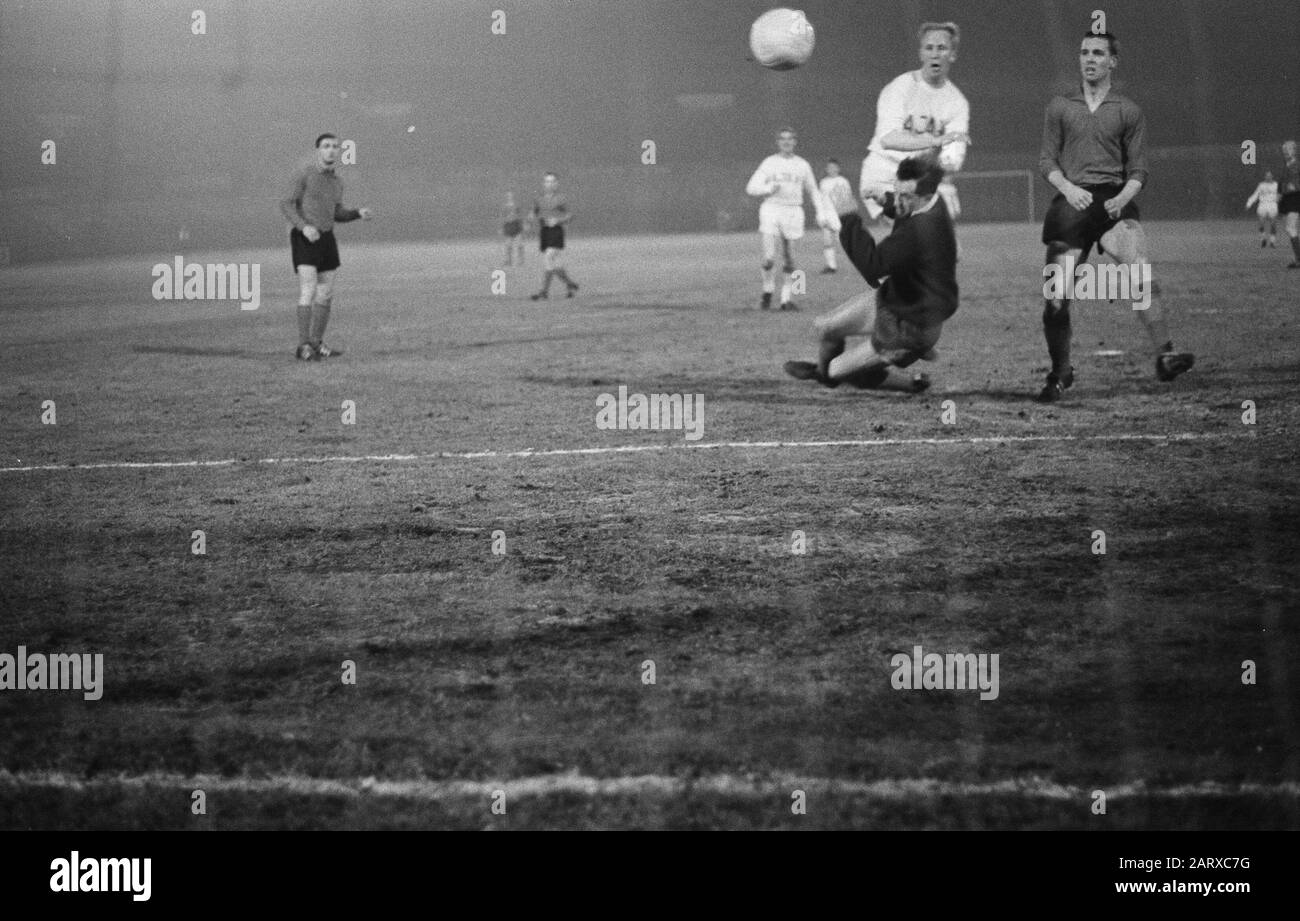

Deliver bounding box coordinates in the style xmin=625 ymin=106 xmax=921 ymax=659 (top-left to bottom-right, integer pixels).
xmin=784 ymin=156 xmax=954 ymax=393
xmin=529 ymin=172 xmax=579 ymax=300
xmin=818 ymin=158 xmax=855 ymax=273
xmin=859 ymin=22 xmax=969 ymax=233
xmin=279 ymin=133 xmax=372 ymax=361
xmin=745 ymin=127 xmax=838 ymax=310
xmin=1036 ymin=32 xmax=1193 ymax=403
xmin=502 ymin=192 xmax=525 ymax=266
xmin=1280 ymin=140 xmax=1300 ymax=268
xmin=1245 ymin=171 xmax=1279 ymax=248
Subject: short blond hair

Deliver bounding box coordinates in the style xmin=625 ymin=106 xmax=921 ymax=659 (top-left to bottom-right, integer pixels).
xmin=918 ymin=22 xmax=960 ymax=51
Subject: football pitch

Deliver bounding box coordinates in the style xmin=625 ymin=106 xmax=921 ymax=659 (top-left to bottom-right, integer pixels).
xmin=1 ymin=222 xmax=1297 ymax=829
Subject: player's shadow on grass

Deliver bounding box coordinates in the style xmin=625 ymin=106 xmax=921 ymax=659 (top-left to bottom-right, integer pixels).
xmin=933 ymin=387 xmax=1051 ymax=403
xmin=460 ymin=332 xmax=607 ymax=349
xmin=132 ymin=344 xmax=251 ymax=358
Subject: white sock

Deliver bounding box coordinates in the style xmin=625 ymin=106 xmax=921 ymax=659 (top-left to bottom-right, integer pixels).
xmin=823 ymin=247 xmax=837 ymax=270
xmin=780 ymin=278 xmax=793 ymax=303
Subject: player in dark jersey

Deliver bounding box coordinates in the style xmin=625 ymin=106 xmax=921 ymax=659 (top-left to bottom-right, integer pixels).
xmin=279 ymin=133 xmax=372 ymax=361
xmin=783 ymin=155 xmax=954 ymax=393
xmin=1036 ymin=32 xmax=1193 ymax=402
xmin=1279 ymin=140 xmax=1300 ymax=268
xmin=529 ymin=173 xmax=579 ymax=301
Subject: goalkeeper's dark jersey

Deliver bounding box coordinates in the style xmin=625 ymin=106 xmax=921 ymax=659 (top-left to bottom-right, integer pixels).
xmin=838 ymin=197 xmax=958 ymax=327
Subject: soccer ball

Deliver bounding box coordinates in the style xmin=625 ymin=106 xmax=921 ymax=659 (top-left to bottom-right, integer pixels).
xmin=749 ymin=8 xmax=815 ymax=70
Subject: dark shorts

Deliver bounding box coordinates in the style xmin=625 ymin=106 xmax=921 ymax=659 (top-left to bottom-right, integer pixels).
xmin=1041 ymin=184 xmax=1140 ymax=259
xmin=1280 ymin=191 xmax=1300 ymax=215
xmin=539 ymin=225 xmax=565 ymax=251
xmin=871 ymin=305 xmax=944 ymax=367
xmin=503 ymin=219 xmax=523 ymax=237
xmin=290 ymin=228 xmax=341 ymax=274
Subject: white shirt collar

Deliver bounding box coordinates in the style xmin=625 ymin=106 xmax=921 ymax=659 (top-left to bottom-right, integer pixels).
xmin=909 ymin=193 xmax=941 ymax=216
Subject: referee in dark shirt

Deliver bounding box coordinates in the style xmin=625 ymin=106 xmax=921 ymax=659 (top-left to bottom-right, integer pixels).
xmin=1036 ymin=32 xmax=1193 ymax=402
xmin=784 ymin=155 xmax=956 ymax=392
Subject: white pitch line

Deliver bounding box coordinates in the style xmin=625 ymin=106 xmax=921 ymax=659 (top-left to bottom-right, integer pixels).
xmin=1 ymin=769 xmax=1296 ymax=802
xmin=0 ymin=431 xmax=1247 ymax=475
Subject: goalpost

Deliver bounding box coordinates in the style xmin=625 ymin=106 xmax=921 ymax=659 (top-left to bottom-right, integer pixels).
xmin=954 ymin=169 xmax=1037 ymax=223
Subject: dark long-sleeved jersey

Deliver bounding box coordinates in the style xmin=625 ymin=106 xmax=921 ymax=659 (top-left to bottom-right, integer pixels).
xmin=280 ymin=160 xmax=362 ymax=232
xmin=838 ymin=198 xmax=958 ymax=326
xmin=1038 ymin=88 xmax=1149 ymax=188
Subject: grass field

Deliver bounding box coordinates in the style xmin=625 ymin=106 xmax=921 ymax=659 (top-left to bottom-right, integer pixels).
xmin=1 ymin=222 xmax=1298 ymax=829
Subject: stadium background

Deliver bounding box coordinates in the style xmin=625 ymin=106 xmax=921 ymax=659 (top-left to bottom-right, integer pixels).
xmin=0 ymin=0 xmax=1296 ymax=263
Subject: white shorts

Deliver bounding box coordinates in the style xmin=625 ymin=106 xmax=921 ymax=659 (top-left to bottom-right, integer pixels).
xmin=759 ymin=202 xmax=805 ymax=240
xmin=1257 ymin=204 xmax=1279 ymax=220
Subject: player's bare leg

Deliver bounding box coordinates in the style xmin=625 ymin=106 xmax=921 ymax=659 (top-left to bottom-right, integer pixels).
xmin=1286 ymin=212 xmax=1300 ymax=267
xmin=295 ymin=265 xmax=318 ymax=360
xmin=820 ymin=226 xmax=838 ymax=273
xmin=1100 ymin=220 xmax=1193 ymax=381
xmin=550 ymin=251 xmax=579 ymax=297
xmin=784 ymin=292 xmax=927 ymax=392
xmin=779 ymin=238 xmax=798 ymax=310
xmin=1038 ymin=242 xmax=1080 ymax=402
xmin=938 ymin=181 xmax=962 ymax=261
xmin=532 ymin=249 xmax=558 ymax=300
xmin=759 ymin=232 xmax=779 ymax=309
xmin=308 ymin=269 xmax=342 ymax=358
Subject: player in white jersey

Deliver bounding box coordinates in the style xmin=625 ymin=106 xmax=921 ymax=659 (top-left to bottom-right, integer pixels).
xmin=1246 ymin=171 xmax=1280 ymax=248
xmin=745 ymin=128 xmax=839 ymax=310
xmin=818 ymin=159 xmax=855 ymax=273
xmin=859 ymin=22 xmax=969 ymax=226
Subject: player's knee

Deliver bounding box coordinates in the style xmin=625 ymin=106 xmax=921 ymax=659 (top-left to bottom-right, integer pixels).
xmin=1045 ymin=242 xmax=1071 ymax=261
xmin=1043 ymin=300 xmax=1070 ymax=323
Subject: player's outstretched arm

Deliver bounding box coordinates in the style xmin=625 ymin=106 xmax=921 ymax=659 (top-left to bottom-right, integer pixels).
xmin=334 ymin=203 xmax=363 ymax=222
xmin=838 ymin=212 xmax=915 ymax=285
xmin=1246 ymin=188 xmax=1260 ymax=209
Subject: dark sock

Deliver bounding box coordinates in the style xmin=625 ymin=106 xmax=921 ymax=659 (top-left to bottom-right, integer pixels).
xmin=556 ymin=269 xmax=575 ymax=287
xmin=817 ymin=339 xmax=845 ymax=379
xmin=308 ymin=302 xmax=330 ymax=347
xmin=1043 ymin=302 xmax=1071 ymax=377
xmin=297 ymin=304 xmax=311 ymax=345
xmin=1290 ymin=236 xmax=1300 ymax=261
xmin=843 ymin=366 xmax=891 ymax=389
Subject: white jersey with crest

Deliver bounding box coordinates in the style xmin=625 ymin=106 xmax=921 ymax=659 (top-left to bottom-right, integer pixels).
xmin=746 ymin=153 xmax=818 ymax=208
xmin=1246 ymin=181 xmax=1279 ymax=208
xmin=860 ymin=70 xmax=970 ymax=190
xmin=819 ymin=175 xmax=855 ymax=214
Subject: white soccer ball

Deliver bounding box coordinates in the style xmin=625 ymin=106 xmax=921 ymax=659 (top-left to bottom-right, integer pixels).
xmin=749 ymin=8 xmax=815 ymax=70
